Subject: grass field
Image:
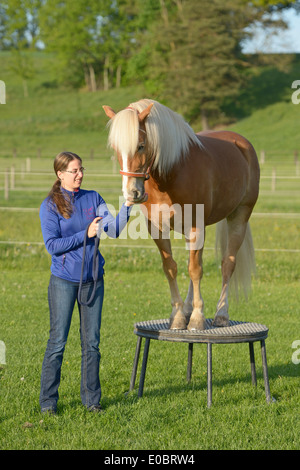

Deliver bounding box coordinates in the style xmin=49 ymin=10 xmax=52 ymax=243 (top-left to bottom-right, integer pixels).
xmin=0 ymin=152 xmax=299 ymax=450
xmin=0 ymin=52 xmax=299 ymax=450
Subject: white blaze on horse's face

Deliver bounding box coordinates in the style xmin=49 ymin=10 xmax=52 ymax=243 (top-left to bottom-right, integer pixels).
xmin=121 ymin=152 xmax=146 ymax=203
xmin=121 ymin=152 xmax=129 ymax=200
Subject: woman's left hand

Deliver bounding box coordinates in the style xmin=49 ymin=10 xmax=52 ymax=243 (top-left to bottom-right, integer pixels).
xmin=88 ymin=217 xmax=102 ymax=238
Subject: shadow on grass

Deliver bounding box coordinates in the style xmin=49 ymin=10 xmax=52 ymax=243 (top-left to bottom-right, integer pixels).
xmin=121 ymin=361 xmax=298 ymax=405
xmin=26 ymin=360 xmax=297 ymax=416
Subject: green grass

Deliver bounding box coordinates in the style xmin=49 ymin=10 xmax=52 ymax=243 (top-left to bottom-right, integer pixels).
xmin=1 ymin=51 xmax=300 ymax=159
xmin=0 ymin=245 xmax=299 ymax=450
xmin=0 ymin=159 xmax=299 ymax=449
xmin=0 ymin=51 xmax=146 ymax=158
xmin=0 ymin=51 xmax=299 ymax=450
xmin=230 ymin=99 xmax=300 ymax=156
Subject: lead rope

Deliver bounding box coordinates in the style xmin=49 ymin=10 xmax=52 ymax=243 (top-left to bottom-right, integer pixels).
xmin=77 ymin=224 xmax=100 ymax=306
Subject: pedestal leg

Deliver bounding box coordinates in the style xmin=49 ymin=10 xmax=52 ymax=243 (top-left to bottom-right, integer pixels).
xmin=249 ymin=342 xmax=257 ymax=386
xmin=207 ymin=343 xmax=212 ymax=408
xmin=260 ymin=340 xmax=271 ymax=403
xmin=129 ymin=336 xmax=142 ymax=391
xmin=138 ymin=338 xmax=150 ymax=398
xmin=187 ymin=343 xmax=193 ymax=382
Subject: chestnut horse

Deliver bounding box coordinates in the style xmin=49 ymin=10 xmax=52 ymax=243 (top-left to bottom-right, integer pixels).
xmin=103 ymin=99 xmax=260 ymax=330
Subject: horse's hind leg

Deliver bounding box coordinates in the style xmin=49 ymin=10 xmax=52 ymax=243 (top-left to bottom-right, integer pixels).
xmin=154 ymin=237 xmax=186 ymax=330
xmin=214 ymin=209 xmax=250 ymax=327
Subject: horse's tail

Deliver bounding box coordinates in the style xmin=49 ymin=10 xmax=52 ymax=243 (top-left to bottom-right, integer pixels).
xmin=215 ymin=219 xmax=256 ymax=300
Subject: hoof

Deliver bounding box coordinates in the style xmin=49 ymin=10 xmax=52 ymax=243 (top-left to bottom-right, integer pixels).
xmin=169 ymin=310 xmax=187 ymax=330
xmin=187 ymin=309 xmax=206 ymax=331
xmin=169 ymin=318 xmax=187 ymax=330
xmin=187 ymin=318 xmax=206 ymax=331
xmin=213 ymin=314 xmax=229 ymax=327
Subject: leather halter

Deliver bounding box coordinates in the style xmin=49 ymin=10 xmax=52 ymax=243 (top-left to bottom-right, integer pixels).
xmin=119 ymin=164 xmax=152 ymax=180
xmin=119 ymin=128 xmax=154 ymax=180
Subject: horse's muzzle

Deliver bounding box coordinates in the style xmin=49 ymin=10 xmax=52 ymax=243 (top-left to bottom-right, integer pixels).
xmin=127 ymin=191 xmax=148 ymax=204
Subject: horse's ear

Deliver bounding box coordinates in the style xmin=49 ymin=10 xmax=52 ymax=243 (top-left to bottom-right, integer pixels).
xmin=102 ymin=105 xmax=116 ymax=119
xmin=138 ymin=103 xmax=154 ymax=122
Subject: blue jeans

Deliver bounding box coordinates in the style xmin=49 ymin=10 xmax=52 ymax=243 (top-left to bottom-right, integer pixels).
xmin=40 ymin=274 xmax=104 ymax=411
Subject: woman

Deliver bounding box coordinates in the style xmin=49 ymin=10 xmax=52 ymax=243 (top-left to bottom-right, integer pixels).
xmin=39 ymin=151 xmax=144 ymax=414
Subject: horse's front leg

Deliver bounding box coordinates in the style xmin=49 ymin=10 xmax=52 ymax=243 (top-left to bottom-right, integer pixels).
xmin=153 ymin=237 xmax=186 ymax=330
xmin=186 ymin=247 xmax=206 ymax=331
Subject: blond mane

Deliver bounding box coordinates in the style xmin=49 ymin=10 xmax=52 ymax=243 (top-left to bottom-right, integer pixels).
xmin=107 ymin=99 xmax=203 ymax=176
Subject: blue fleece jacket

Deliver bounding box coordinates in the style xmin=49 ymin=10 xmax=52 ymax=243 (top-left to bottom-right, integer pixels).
xmin=40 ymin=188 xmax=132 ymax=282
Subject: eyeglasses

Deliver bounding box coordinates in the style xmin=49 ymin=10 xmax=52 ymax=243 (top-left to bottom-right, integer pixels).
xmin=64 ymin=167 xmax=85 ymax=175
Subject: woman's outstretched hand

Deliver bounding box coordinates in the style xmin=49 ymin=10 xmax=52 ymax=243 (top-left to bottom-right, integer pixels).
xmin=88 ymin=193 xmax=149 ymax=238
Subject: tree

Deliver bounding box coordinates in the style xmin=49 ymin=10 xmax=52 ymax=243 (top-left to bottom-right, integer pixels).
xmin=129 ymin=0 xmax=299 ymax=127
xmin=38 ymin=0 xmax=141 ymax=90
xmin=0 ymin=3 xmax=9 ymax=49
xmin=0 ymin=0 xmax=40 ymax=49
xmin=96 ymin=0 xmax=140 ymax=90
xmin=136 ymin=1 xmax=247 ymax=127
xmin=0 ymin=0 xmax=39 ymax=96
xmin=38 ymin=0 xmax=100 ymax=89
xmin=252 ymin=0 xmax=299 ymax=8
xmin=2 ymin=0 xmax=298 ymax=111
xmin=9 ymin=49 xmax=35 ymax=97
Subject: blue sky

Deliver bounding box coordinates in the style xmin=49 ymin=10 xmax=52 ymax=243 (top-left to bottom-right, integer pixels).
xmin=243 ymin=8 xmax=300 ymax=53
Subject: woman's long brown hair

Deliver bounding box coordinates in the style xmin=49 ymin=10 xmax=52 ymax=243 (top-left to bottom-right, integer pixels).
xmin=48 ymin=151 xmax=82 ymax=218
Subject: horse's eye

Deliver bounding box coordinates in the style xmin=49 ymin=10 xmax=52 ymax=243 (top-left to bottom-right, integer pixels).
xmin=138 ymin=143 xmax=145 ymax=152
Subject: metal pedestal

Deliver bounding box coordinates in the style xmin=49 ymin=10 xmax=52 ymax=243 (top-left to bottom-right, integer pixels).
xmin=129 ymin=319 xmax=271 ymax=407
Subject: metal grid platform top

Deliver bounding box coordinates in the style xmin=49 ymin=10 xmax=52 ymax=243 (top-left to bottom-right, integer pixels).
xmin=134 ymin=318 xmax=269 ymax=344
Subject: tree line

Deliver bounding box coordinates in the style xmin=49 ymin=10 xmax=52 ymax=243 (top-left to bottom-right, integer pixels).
xmin=0 ymin=0 xmax=299 ymax=126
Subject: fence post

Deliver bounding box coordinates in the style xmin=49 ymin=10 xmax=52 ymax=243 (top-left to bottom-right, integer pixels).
xmin=4 ymin=168 xmax=9 ymax=200
xmin=295 ymin=151 xmax=299 ymax=176
xmin=26 ymin=158 xmax=31 ymax=173
xmin=272 ymin=167 xmax=276 ymax=192
xmin=10 ymin=165 xmax=15 ymax=190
